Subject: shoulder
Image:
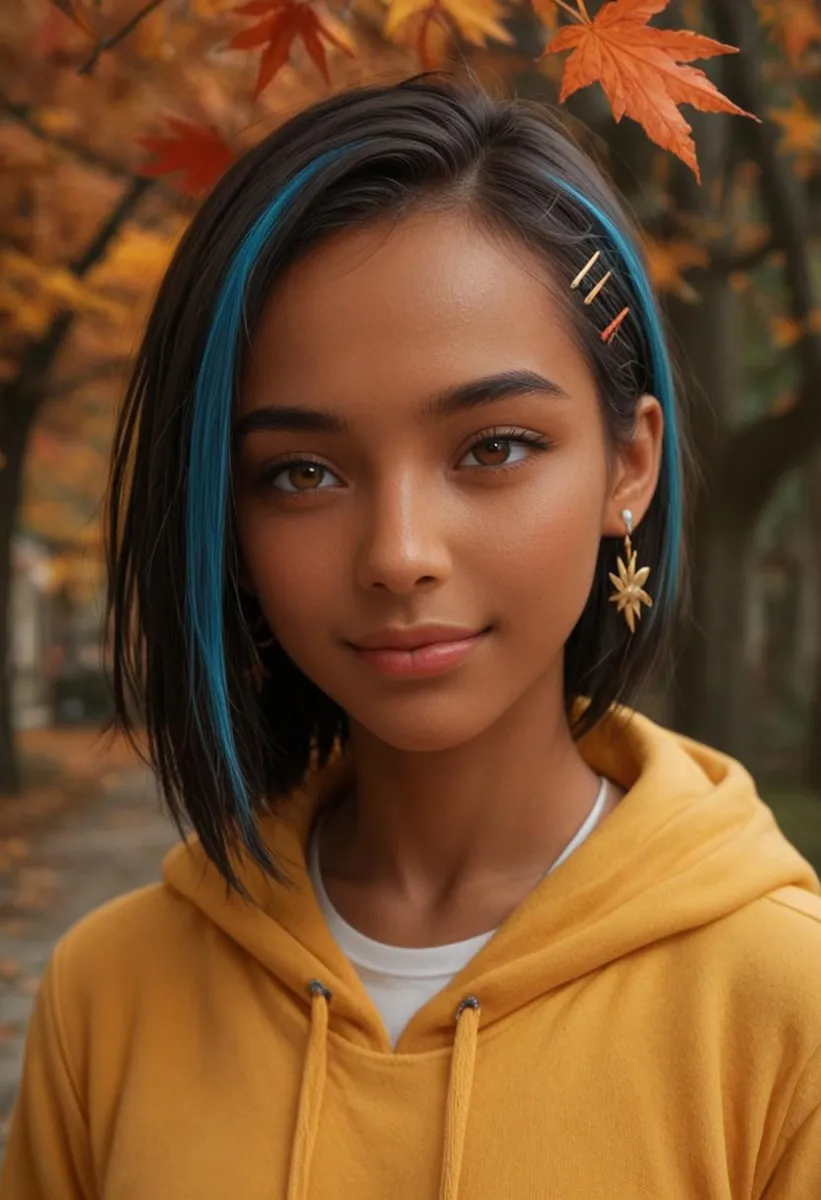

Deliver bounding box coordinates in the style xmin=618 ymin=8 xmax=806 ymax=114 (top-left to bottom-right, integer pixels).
xmin=748 ymin=884 xmax=821 ymax=966
xmin=49 ymin=882 xmax=210 ymax=1021
xmin=708 ymin=883 xmax=821 ymax=969
xmin=753 ymin=885 xmax=821 ymax=992
xmin=763 ymin=884 xmax=821 ymax=930
xmin=688 ymin=884 xmax=821 ymax=1028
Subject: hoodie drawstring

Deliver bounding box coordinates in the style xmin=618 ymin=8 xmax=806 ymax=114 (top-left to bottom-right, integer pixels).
xmin=287 ymin=984 xmax=480 ymax=1200
xmin=287 ymin=980 xmax=331 ymax=1200
xmin=438 ymin=995 xmax=480 ymax=1200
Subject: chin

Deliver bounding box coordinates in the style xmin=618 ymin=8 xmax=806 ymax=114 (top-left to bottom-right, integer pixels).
xmin=346 ymin=695 xmax=505 ymax=754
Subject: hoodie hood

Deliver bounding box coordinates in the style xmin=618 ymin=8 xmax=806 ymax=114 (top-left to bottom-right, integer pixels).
xmin=163 ymin=707 xmax=819 ymax=1055
xmin=163 ymin=709 xmax=821 ymax=1198
xmin=5 ymin=710 xmax=821 ymax=1200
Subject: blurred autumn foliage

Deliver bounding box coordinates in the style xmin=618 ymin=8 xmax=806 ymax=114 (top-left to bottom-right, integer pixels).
xmin=0 ymin=0 xmax=818 ymax=792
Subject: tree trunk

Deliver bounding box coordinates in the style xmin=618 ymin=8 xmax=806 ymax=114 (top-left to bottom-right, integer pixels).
xmin=668 ymin=276 xmax=750 ymax=756
xmin=0 ymin=397 xmax=43 ymax=790
xmin=808 ymin=455 xmax=821 ymax=790
xmin=0 ymin=177 xmax=151 ymax=794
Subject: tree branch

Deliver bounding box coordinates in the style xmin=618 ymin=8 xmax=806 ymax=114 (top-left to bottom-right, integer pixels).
xmin=709 ymin=0 xmax=821 ymax=517
xmin=34 ymin=359 xmax=130 ymax=402
xmin=0 ymin=93 xmax=181 ymax=205
xmin=0 ymin=94 xmax=133 ymax=179
xmin=78 ymin=0 xmax=166 ymax=76
xmin=0 ymin=175 xmax=153 ymax=412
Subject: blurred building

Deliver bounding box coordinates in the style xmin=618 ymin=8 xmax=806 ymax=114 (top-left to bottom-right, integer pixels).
xmin=11 ymin=533 xmax=109 ymax=729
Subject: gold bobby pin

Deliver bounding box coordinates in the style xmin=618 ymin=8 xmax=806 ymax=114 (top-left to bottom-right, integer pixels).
xmin=570 ymin=250 xmax=601 ymax=290
xmin=583 ymin=271 xmax=612 ymax=305
xmin=570 ymin=250 xmax=631 ymax=346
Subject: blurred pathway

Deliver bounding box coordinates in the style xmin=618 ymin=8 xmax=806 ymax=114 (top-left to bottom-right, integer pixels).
xmin=0 ymin=766 xmax=179 ymax=1150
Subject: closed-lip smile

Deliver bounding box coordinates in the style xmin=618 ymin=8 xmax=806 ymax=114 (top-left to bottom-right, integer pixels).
xmin=349 ymin=624 xmax=488 ymax=652
xmin=346 ymin=624 xmax=492 ymax=680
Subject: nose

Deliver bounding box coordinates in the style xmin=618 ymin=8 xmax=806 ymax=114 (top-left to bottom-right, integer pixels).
xmin=354 ymin=467 xmax=452 ymax=594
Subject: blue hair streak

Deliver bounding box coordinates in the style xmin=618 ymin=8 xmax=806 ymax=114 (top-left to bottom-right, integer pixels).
xmin=544 ymin=175 xmax=682 ymax=613
xmin=185 ymin=147 xmax=353 ymax=837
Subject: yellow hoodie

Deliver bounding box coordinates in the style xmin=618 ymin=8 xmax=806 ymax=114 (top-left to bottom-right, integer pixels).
xmin=3 ymin=709 xmax=821 ymax=1200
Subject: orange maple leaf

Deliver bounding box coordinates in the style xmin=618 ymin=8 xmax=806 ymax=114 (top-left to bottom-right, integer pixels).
xmin=229 ymin=0 xmax=356 ymax=95
xmin=770 ymin=100 xmax=821 ymax=156
xmin=531 ymin=0 xmax=560 ymax=32
xmin=756 ymin=0 xmax=821 ymax=66
xmin=542 ymin=0 xmax=758 ymax=181
xmin=137 ymin=118 xmax=237 ymax=194
xmin=643 ymin=236 xmax=708 ymax=302
xmin=386 ymin=0 xmax=513 ymax=67
xmin=769 ymin=310 xmax=821 ymax=350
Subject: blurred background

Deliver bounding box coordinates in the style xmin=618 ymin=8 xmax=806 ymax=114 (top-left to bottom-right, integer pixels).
xmin=0 ymin=0 xmax=818 ymax=1144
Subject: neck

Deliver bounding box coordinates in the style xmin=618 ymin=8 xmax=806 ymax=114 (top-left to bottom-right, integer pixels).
xmin=320 ymin=672 xmax=616 ymax=914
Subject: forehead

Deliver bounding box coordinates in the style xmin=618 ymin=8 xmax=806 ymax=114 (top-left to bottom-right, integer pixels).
xmin=242 ymin=211 xmax=595 ymax=417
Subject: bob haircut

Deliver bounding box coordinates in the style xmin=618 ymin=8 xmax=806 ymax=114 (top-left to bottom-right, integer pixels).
xmin=107 ymin=72 xmax=688 ymax=893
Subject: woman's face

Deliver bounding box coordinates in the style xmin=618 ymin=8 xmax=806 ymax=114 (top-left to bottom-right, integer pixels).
xmin=235 ymin=211 xmax=658 ymax=751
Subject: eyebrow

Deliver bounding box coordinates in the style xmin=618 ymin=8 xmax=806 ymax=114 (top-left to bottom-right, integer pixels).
xmin=233 ymin=369 xmax=570 ymax=440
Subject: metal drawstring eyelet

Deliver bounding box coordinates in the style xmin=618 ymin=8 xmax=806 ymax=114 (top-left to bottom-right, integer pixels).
xmin=309 ymin=979 xmax=333 ymax=1002
xmin=455 ymin=995 xmax=480 ymax=1021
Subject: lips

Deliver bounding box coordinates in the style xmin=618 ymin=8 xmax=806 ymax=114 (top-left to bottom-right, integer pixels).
xmin=350 ymin=624 xmax=488 ymax=652
xmin=347 ymin=625 xmax=491 ymax=680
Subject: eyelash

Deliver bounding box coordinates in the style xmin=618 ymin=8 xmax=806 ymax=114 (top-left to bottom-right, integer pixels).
xmin=256 ymin=426 xmax=552 ymax=496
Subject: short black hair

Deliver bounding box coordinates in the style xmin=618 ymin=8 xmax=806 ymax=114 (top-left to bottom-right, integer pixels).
xmin=107 ymin=71 xmax=688 ymax=893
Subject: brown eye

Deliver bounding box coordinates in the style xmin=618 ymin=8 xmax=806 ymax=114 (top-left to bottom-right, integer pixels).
xmin=471 ymin=437 xmax=512 ymax=467
xmin=265 ymin=459 xmax=340 ymax=494
xmin=288 ymin=463 xmax=324 ymax=490
xmin=458 ymin=430 xmax=550 ymax=472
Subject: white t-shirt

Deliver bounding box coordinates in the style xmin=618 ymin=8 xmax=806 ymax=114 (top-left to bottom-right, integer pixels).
xmin=308 ymin=777 xmax=609 ymax=1047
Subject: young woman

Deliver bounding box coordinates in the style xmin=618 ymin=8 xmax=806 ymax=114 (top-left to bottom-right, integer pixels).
xmin=3 ymin=74 xmax=820 ymax=1200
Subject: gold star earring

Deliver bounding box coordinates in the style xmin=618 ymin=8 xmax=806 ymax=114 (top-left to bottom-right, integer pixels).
xmin=608 ymin=509 xmax=652 ymax=634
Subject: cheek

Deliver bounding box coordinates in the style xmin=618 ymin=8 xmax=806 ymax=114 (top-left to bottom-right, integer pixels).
xmin=238 ymin=511 xmax=345 ymax=635
xmin=476 ymin=451 xmax=607 ymax=625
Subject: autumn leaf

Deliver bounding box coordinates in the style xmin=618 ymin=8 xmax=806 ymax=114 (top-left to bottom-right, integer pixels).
xmin=0 ymin=250 xmax=129 ymax=325
xmin=530 ymin=0 xmax=559 ymax=34
xmin=89 ymin=224 xmax=182 ymax=291
xmin=137 ymin=117 xmax=236 ymax=194
xmin=643 ymin=236 xmax=708 ymax=302
xmin=756 ymin=0 xmax=821 ymax=66
xmin=47 ymin=0 xmax=97 ymax=38
xmin=191 ymin=0 xmax=241 ymax=12
xmin=769 ymin=310 xmax=821 ymax=349
xmin=385 ymin=0 xmax=514 ymax=66
xmin=770 ymin=100 xmax=821 ymax=156
xmin=132 ymin=7 xmax=172 ymax=59
xmin=229 ymin=0 xmax=356 ymax=94
xmin=540 ymin=0 xmax=757 ymax=181
xmin=390 ymin=9 xmax=452 ymax=66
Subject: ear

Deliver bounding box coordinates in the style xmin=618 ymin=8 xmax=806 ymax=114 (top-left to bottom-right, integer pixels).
xmin=602 ymin=394 xmax=664 ymax=537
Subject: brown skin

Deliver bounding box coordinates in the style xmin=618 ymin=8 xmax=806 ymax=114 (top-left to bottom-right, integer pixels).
xmin=235 ymin=211 xmax=663 ymax=947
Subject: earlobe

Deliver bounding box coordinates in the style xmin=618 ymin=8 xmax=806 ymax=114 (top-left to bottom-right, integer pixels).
xmin=603 ymin=393 xmax=664 ymax=537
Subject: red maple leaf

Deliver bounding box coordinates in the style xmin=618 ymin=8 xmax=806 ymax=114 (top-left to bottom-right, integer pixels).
xmin=137 ymin=118 xmax=236 ymax=195
xmin=229 ymin=0 xmax=355 ymax=96
xmin=47 ymin=0 xmax=96 ymax=38
xmin=542 ymin=0 xmax=758 ymax=180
